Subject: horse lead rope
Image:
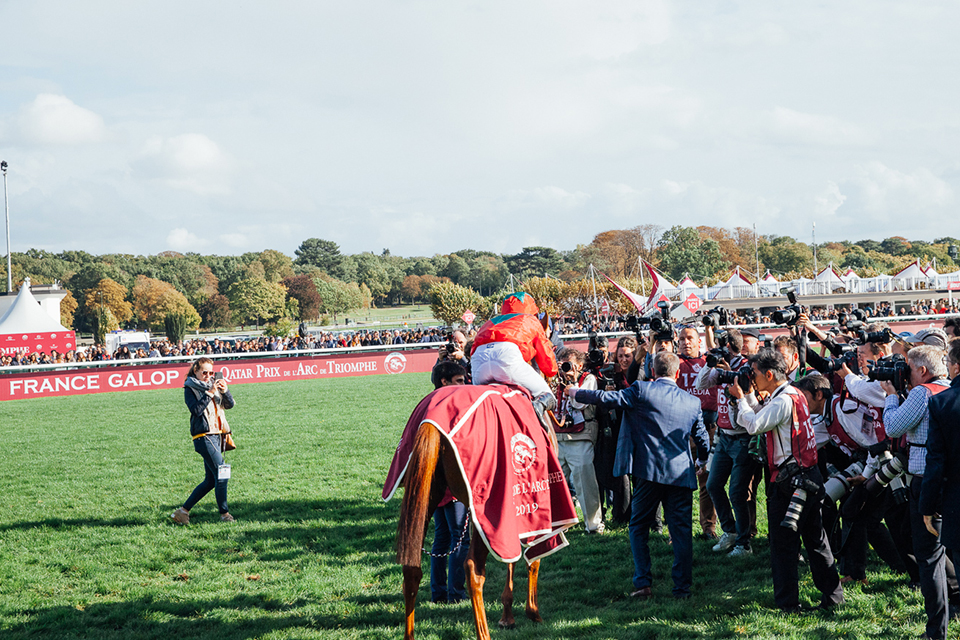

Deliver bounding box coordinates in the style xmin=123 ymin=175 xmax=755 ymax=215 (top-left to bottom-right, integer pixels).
xmin=423 ymin=509 xmax=472 ymax=558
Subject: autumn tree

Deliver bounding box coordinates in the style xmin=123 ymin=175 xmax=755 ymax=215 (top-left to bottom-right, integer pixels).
xmin=83 ymin=278 xmax=133 ymax=328
xmin=227 ymin=278 xmax=288 ymax=327
xmin=428 ymin=281 xmax=490 ymax=327
xmin=60 ymin=291 xmax=78 ymax=329
xmin=199 ymin=294 xmax=232 ymax=329
xmin=280 ymin=274 xmax=321 ymax=321
xmin=312 ymin=274 xmax=363 ymax=323
xmin=400 ymin=275 xmax=422 ymax=303
xmin=259 ymin=249 xmax=294 ymax=283
xmin=131 ymin=275 xmax=201 ymax=331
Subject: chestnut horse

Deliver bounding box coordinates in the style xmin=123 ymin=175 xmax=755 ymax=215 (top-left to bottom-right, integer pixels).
xmin=395 ymin=415 xmax=559 ymax=640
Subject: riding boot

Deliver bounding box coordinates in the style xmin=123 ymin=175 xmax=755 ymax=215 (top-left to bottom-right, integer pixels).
xmin=532 ymin=392 xmax=557 ymax=431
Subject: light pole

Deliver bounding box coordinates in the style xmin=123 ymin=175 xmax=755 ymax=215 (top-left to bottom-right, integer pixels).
xmin=1 ymin=160 xmax=10 ymax=293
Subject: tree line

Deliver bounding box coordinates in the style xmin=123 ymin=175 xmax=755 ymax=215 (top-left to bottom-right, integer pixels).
xmin=1 ymin=229 xmax=955 ymax=337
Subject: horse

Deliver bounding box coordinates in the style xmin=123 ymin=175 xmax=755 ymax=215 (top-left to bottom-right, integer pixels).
xmin=392 ymin=390 xmax=563 ymax=640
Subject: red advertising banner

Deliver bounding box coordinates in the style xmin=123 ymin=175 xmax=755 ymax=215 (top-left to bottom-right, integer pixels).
xmin=0 ymin=349 xmax=440 ymax=401
xmin=0 ymin=330 xmax=77 ymax=356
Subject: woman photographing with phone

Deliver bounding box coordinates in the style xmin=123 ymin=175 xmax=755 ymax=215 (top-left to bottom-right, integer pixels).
xmin=171 ymin=357 xmax=236 ymax=524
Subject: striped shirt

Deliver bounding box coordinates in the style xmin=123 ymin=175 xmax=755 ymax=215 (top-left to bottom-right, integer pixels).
xmin=883 ymin=379 xmax=951 ymax=475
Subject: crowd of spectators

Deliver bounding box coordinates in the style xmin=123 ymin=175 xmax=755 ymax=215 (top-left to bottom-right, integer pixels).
xmin=555 ymin=299 xmax=960 ymax=336
xmin=0 ymin=326 xmax=456 ymax=367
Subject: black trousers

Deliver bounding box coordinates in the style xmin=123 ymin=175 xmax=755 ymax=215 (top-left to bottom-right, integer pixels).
xmin=909 ymin=478 xmax=959 ymax=640
xmin=766 ymin=468 xmax=843 ymax=610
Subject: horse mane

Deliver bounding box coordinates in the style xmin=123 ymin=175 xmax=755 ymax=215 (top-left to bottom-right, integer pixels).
xmin=396 ymin=422 xmax=441 ymax=567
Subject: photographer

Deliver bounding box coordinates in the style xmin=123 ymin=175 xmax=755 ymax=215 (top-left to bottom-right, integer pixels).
xmin=555 ymin=347 xmax=604 ymax=534
xmin=882 ymin=345 xmax=958 ymax=640
xmin=431 ymin=330 xmax=471 ymax=388
xmin=695 ymin=327 xmax=760 ymax=557
xmin=794 ymin=374 xmax=916 ymax=588
xmin=171 ymin=357 xmax=236 ymax=525
xmin=728 ymin=349 xmax=843 ymax=614
xmin=594 ymin=336 xmax=636 ymax=526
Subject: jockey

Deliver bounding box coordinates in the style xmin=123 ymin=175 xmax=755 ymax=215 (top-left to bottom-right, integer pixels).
xmin=471 ymin=292 xmax=559 ymax=418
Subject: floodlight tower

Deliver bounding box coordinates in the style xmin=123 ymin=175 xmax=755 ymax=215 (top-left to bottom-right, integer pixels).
xmin=1 ymin=161 xmax=10 ymax=293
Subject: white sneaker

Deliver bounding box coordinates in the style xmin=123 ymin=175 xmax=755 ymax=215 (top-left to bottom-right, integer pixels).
xmin=728 ymin=545 xmax=752 ymax=557
xmin=712 ymin=532 xmax=736 ymax=553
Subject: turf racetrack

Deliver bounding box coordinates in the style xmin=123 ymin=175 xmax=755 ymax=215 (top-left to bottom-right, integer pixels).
xmin=0 ymin=373 xmax=933 ymax=639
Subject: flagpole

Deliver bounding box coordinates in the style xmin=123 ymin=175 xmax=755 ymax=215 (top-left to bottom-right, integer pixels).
xmin=590 ymin=264 xmax=599 ymax=326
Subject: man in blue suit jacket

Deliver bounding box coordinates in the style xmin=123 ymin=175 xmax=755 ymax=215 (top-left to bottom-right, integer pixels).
xmin=569 ymin=351 xmax=709 ymax=599
xmin=921 ymin=338 xmax=960 ymax=556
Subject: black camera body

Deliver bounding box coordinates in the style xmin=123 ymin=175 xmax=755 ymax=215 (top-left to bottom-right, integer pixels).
xmin=649 ymin=300 xmax=675 ymax=341
xmin=868 ymin=354 xmax=910 ymax=395
xmin=705 ymin=347 xmax=729 ymax=368
xmin=716 ymin=363 xmax=753 ymax=392
xmin=701 ymin=306 xmax=728 ymax=328
xmin=772 ymin=287 xmax=802 ymax=327
xmin=824 ymin=345 xmax=859 ymax=375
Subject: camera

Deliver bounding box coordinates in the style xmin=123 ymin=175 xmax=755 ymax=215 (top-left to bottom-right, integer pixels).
xmin=823 ymin=345 xmax=859 ymax=375
xmin=715 ymin=363 xmax=753 ymax=393
xmin=868 ymin=354 xmax=910 ymax=396
xmin=624 ymin=315 xmax=651 ymax=338
xmin=888 ymin=474 xmax=910 ymax=505
xmin=862 ymin=328 xmax=894 ymax=344
xmin=649 ymin=300 xmax=675 ymax=341
xmin=862 ymin=450 xmax=907 ymax=497
xmin=702 ymin=306 xmax=728 ymax=328
xmin=838 ymin=308 xmax=866 ymax=327
xmin=823 ymin=461 xmax=865 ymax=502
xmin=586 ymin=348 xmax=615 ymax=389
xmin=705 ymin=347 xmax=729 ymax=368
xmin=560 ymin=361 xmax=574 ymax=374
xmin=772 ymin=287 xmax=802 ymax=327
xmin=776 ymin=459 xmax=821 ymax=531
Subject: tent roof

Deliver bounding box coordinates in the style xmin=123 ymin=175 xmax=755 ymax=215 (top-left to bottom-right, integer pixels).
xmin=0 ymin=278 xmax=73 ymax=334
xmin=814 ymin=265 xmax=845 ymax=285
xmin=893 ymin=260 xmax=925 ymax=279
xmin=678 ymin=275 xmax=698 ymax=286
xmin=760 ymin=271 xmax=779 ymax=283
xmin=842 ymin=268 xmax=860 ymax=280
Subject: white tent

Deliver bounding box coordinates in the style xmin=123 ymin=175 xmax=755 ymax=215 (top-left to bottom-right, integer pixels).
xmin=812 ymin=264 xmax=846 ymax=294
xmin=709 ymin=267 xmax=754 ymax=300
xmin=0 ymin=278 xmax=72 ymax=333
xmin=892 ymin=260 xmax=926 ymax=290
xmin=0 ymin=278 xmax=76 ymax=355
xmin=758 ymin=271 xmax=780 ymax=296
xmin=841 ymin=268 xmax=863 ymax=293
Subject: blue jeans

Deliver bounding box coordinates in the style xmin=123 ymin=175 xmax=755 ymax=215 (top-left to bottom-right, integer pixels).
xmin=430 ymin=500 xmax=470 ymax=603
xmin=630 ymin=479 xmax=693 ymax=597
xmin=706 ymin=431 xmax=755 ymax=548
xmin=184 ymin=435 xmax=229 ymax=514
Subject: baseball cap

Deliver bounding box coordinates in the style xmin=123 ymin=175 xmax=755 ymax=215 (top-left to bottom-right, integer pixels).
xmin=904 ymin=328 xmax=948 ymax=350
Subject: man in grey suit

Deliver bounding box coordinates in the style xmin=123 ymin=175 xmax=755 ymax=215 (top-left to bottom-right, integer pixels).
xmin=568 ymin=351 xmax=709 ymax=599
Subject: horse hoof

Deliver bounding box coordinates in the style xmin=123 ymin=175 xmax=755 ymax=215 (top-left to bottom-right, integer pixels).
xmin=526 ymin=613 xmax=543 ymax=624
xmin=498 ymin=621 xmax=516 ymax=630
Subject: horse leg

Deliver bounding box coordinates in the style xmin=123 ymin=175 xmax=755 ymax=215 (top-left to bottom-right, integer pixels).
xmin=466 ymin=529 xmax=491 ymax=640
xmin=499 ymin=562 xmax=516 ymax=629
xmin=403 ymin=564 xmax=423 ymax=640
xmin=525 ymin=559 xmax=543 ymax=623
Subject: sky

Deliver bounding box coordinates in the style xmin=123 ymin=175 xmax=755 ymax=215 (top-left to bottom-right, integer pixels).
xmin=0 ymin=1 xmax=958 ymax=260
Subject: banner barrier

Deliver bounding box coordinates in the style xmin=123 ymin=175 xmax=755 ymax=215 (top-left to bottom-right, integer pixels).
xmin=0 ymin=349 xmax=442 ymax=402
xmin=0 ymin=317 xmax=947 ymax=402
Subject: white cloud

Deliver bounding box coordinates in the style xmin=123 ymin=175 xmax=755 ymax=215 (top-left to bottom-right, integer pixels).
xmin=15 ymin=94 xmax=106 ymax=145
xmin=134 ymin=133 xmax=233 ymax=195
xmin=166 ymin=227 xmax=208 ymax=251
xmin=762 ymin=107 xmax=871 ymax=147
xmin=219 ymin=233 xmax=250 ymax=248
xmin=814 ymin=181 xmax=847 ymax=218
xmin=501 ymin=186 xmax=591 ymax=209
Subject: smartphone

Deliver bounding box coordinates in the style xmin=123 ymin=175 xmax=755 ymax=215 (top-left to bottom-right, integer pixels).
xmin=214 ymin=371 xmax=224 ymax=381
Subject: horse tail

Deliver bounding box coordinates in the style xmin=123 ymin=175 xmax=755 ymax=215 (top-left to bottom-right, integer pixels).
xmin=396 ymin=421 xmax=441 ymax=567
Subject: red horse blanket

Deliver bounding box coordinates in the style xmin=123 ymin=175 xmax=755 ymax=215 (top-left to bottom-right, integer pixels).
xmin=383 ymin=384 xmax=578 ymax=563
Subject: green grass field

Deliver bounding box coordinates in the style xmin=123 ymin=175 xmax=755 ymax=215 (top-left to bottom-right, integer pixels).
xmin=0 ymin=374 xmax=939 ymax=639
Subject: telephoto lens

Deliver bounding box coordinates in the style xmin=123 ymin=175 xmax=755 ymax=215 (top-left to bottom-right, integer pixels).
xmin=823 ymin=461 xmax=865 ymax=502
xmin=888 ymin=475 xmax=910 ymax=505
xmin=781 ymin=485 xmax=809 ymax=531
xmin=863 ymin=451 xmax=907 ymax=496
